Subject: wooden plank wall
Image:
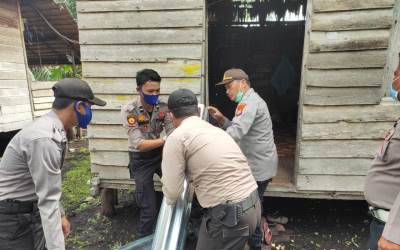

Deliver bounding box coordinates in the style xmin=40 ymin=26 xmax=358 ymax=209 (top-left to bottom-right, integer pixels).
xmin=0 ymin=0 xmax=32 ymax=132
xmin=297 ymin=0 xmax=397 ymax=192
xmin=77 ymin=0 xmax=204 ymax=181
xmin=30 ymin=81 xmax=55 ymax=117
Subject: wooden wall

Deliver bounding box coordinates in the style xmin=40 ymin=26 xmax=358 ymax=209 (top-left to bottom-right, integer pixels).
xmin=77 ymin=0 xmax=204 ymax=187
xmin=297 ymin=0 xmax=399 ymax=193
xmin=31 ymin=81 xmax=55 ymax=117
xmin=0 ymin=0 xmax=33 ymax=132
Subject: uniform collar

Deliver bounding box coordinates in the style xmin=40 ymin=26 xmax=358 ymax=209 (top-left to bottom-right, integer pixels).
xmin=241 ymin=88 xmax=254 ymax=102
xmin=47 ymin=110 xmax=66 ymax=134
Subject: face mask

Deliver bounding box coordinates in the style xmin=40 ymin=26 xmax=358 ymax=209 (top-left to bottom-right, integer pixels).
xmin=74 ymin=101 xmax=92 ymax=129
xmin=235 ymin=91 xmax=244 ymax=103
xmin=390 ymin=87 xmax=398 ymax=101
xmin=141 ymin=91 xmax=159 ymax=106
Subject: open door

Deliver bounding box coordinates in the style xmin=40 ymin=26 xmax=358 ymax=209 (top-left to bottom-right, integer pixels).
xmin=206 ymin=0 xmax=307 ymax=191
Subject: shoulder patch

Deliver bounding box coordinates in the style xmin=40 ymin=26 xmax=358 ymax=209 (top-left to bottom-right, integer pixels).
xmin=236 ymin=102 xmax=247 ymax=116
xmin=127 ymin=115 xmax=137 ymax=126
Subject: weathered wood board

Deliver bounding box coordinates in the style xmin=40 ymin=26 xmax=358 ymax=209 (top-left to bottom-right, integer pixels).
xmin=297 ymin=175 xmax=365 ymax=192
xmin=298 ymin=158 xmax=372 ymax=175
xmin=310 ymin=30 xmax=390 ymax=52
xmin=306 ymin=69 xmax=384 ymax=87
xmin=79 ymin=28 xmax=203 ymax=45
xmin=78 ymin=10 xmax=203 ymax=29
xmin=77 ymin=0 xmax=203 ymax=12
xmin=0 ymin=0 xmax=32 ymax=132
xmin=302 ymin=105 xmax=400 ymax=123
xmin=302 ymin=122 xmax=392 ymax=140
xmin=313 ymin=0 xmax=394 ymax=13
xmin=303 ymin=87 xmax=381 ymax=106
xmin=312 ymin=9 xmax=392 ymax=31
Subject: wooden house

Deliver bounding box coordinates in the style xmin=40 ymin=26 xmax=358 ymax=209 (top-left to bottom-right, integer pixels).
xmin=76 ymin=0 xmax=400 ymax=201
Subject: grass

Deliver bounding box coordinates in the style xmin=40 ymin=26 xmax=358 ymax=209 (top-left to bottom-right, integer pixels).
xmin=61 ymin=149 xmax=92 ymax=213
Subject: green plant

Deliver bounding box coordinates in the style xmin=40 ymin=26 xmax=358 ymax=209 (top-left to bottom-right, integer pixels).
xmin=61 ymin=154 xmax=91 ymax=212
xmin=54 ymin=0 xmax=77 ymax=18
xmin=31 ymin=65 xmax=82 ymax=81
xmin=31 ymin=67 xmax=51 ymax=81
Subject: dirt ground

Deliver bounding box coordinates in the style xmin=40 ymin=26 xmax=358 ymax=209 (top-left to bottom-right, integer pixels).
xmin=62 ymin=140 xmax=371 ymax=250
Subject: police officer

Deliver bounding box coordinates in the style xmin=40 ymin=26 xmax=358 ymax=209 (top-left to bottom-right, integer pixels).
xmin=364 ymin=62 xmax=400 ymax=250
xmin=0 ymin=78 xmax=106 ymax=250
xmin=121 ymin=69 xmax=174 ymax=238
xmin=208 ymin=68 xmax=278 ymax=249
xmin=162 ymin=89 xmax=261 ymax=250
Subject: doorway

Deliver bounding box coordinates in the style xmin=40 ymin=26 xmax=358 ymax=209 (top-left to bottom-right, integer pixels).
xmin=207 ymin=0 xmax=307 ymax=188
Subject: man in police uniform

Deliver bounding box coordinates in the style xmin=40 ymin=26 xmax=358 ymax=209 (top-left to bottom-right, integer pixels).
xmin=162 ymin=89 xmax=261 ymax=250
xmin=121 ymin=69 xmax=174 ymax=238
xmin=208 ymin=68 xmax=278 ymax=249
xmin=364 ymin=63 xmax=400 ymax=250
xmin=0 ymin=78 xmax=106 ymax=250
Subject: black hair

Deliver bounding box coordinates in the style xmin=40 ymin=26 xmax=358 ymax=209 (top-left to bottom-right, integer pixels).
xmin=136 ymin=69 xmax=161 ymax=87
xmin=170 ymin=106 xmax=199 ymax=119
xmin=52 ymin=98 xmax=75 ymax=110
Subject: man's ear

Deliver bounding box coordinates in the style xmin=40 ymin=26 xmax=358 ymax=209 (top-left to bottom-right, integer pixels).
xmin=75 ymin=101 xmax=87 ymax=114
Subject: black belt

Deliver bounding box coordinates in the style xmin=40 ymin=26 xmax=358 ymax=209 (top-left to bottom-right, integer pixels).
xmin=228 ymin=189 xmax=259 ymax=213
xmin=130 ymin=146 xmax=163 ymax=160
xmin=206 ymin=190 xmax=259 ymax=227
xmin=0 ymin=200 xmax=38 ymax=214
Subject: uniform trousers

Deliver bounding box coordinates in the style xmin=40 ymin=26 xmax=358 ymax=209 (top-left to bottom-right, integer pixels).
xmin=129 ymin=147 xmax=162 ymax=238
xmin=0 ymin=200 xmax=46 ymax=250
xmin=196 ymin=191 xmax=261 ymax=250
xmin=367 ymin=217 xmax=385 ymax=250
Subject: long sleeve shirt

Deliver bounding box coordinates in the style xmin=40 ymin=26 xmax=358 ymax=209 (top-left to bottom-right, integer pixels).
xmin=0 ymin=111 xmax=67 ymax=249
xmin=365 ymin=121 xmax=400 ymax=244
xmin=222 ymin=88 xmax=278 ymax=181
xmin=161 ymin=116 xmax=257 ymax=208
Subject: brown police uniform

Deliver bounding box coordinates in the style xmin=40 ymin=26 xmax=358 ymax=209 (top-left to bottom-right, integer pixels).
xmin=364 ymin=121 xmax=400 ymax=249
xmin=121 ymin=98 xmax=174 ymax=237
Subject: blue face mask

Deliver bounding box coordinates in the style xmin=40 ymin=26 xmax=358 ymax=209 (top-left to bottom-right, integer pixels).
xmin=74 ymin=101 xmax=92 ymax=129
xmin=141 ymin=92 xmax=159 ymax=106
xmin=390 ymin=87 xmax=398 ymax=101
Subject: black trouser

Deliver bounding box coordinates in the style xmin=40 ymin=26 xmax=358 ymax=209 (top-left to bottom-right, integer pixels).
xmin=0 ymin=200 xmax=46 ymax=250
xmin=129 ymin=148 xmax=163 ymax=238
xmin=367 ymin=217 xmax=385 ymax=250
xmin=248 ymin=179 xmax=272 ymax=249
xmin=196 ymin=191 xmax=261 ymax=250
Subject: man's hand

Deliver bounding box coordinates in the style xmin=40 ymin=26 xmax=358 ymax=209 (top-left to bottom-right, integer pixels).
xmin=61 ymin=216 xmax=71 ymax=238
xmin=378 ymin=237 xmax=400 ymax=250
xmin=207 ymin=106 xmax=226 ymax=125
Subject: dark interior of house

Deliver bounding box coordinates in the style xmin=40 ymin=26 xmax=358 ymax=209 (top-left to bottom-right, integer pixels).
xmin=207 ymin=0 xmax=307 ymax=187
